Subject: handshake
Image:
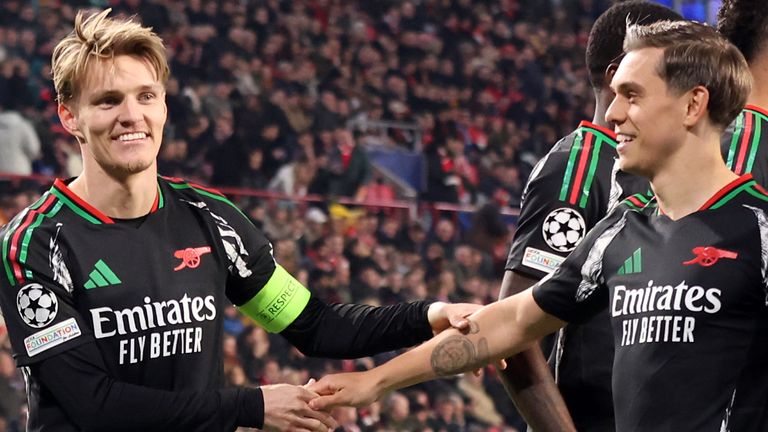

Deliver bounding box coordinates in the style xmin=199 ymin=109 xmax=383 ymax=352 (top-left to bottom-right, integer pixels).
xmin=260 ymin=301 xmax=493 ymax=431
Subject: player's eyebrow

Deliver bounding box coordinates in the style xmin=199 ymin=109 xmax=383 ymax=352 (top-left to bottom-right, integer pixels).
xmin=612 ymin=81 xmax=644 ymax=97
xmin=88 ymin=84 xmax=163 ymax=104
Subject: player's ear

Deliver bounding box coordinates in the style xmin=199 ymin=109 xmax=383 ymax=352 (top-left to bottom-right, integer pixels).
xmin=58 ymin=103 xmax=85 ymax=144
xmin=682 ymin=85 xmax=709 ymax=128
xmin=604 ymin=63 xmax=619 ymax=87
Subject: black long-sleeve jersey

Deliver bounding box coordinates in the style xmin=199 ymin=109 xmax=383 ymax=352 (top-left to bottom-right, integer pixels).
xmin=534 ymin=175 xmax=768 ymax=430
xmin=505 ymin=121 xmax=649 ymax=431
xmin=721 ymin=105 xmax=768 ymax=188
xmin=0 ymin=177 xmax=434 ymax=431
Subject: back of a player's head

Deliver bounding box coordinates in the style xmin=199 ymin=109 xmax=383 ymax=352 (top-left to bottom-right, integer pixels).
xmin=587 ymin=1 xmax=682 ymax=89
xmin=717 ymin=0 xmax=768 ymax=63
xmin=52 ymin=9 xmax=169 ymax=105
xmin=624 ymin=20 xmax=751 ymax=128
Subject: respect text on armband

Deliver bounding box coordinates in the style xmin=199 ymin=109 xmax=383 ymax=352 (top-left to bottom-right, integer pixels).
xmin=612 ymin=281 xmax=721 ymax=347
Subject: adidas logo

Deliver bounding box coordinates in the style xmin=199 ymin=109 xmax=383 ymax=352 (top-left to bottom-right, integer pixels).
xmin=617 ymin=248 xmax=642 ymax=275
xmin=84 ymin=259 xmax=122 ymax=289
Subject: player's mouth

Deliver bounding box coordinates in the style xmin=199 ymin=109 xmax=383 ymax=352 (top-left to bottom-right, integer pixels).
xmin=112 ymin=131 xmax=150 ymax=143
xmin=616 ymin=133 xmax=636 ymax=153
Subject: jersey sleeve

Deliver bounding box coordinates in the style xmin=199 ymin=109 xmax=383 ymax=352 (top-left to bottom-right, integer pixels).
xmin=506 ymin=147 xmax=600 ymax=279
xmin=0 ymin=215 xmax=94 ymax=366
xmin=191 ymin=190 xmax=311 ymax=334
xmin=532 ymin=205 xmax=628 ymax=324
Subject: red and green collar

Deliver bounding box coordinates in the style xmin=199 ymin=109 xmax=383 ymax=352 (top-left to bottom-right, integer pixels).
xmin=51 ymin=178 xmax=163 ymax=224
xmin=578 ymin=120 xmax=617 ymax=141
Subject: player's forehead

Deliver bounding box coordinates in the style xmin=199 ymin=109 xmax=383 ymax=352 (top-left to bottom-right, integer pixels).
xmin=78 ymin=55 xmax=163 ymax=100
xmin=610 ymin=47 xmax=665 ymax=92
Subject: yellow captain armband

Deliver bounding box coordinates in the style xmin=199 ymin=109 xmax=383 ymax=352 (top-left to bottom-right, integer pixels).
xmin=237 ymin=264 xmax=311 ymax=333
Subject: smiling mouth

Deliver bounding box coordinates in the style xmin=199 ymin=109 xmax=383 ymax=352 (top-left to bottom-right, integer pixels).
xmin=114 ymin=132 xmax=149 ymax=142
xmin=616 ymin=133 xmax=635 ymax=149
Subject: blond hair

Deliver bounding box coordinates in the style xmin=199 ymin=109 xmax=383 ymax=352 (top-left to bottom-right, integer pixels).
xmin=52 ymin=8 xmax=169 ymax=104
xmin=624 ymin=20 xmax=751 ymax=128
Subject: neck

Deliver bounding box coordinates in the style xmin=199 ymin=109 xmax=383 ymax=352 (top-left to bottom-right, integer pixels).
xmin=748 ymin=59 xmax=768 ymax=108
xmin=649 ymin=129 xmax=738 ymax=220
xmin=591 ymin=88 xmax=611 ymax=129
xmin=68 ymin=163 xmax=158 ymax=219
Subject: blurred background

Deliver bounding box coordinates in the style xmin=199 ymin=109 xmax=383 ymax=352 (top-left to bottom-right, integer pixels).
xmin=0 ymin=1 xmax=723 ymax=431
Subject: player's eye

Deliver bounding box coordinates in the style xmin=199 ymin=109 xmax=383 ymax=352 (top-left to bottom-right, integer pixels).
xmin=139 ymin=92 xmax=156 ymax=102
xmin=96 ymin=96 xmax=120 ymax=107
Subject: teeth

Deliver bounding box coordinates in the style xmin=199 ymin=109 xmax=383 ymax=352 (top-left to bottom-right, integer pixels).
xmin=117 ymin=132 xmax=147 ymax=141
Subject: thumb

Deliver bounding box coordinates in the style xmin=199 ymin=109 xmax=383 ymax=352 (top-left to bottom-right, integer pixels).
xmin=304 ymin=378 xmax=316 ymax=387
xmin=450 ymin=315 xmax=469 ymax=330
xmin=309 ymin=393 xmax=342 ymax=411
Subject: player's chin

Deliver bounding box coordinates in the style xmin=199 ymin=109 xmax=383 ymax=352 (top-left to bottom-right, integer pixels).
xmin=617 ymin=157 xmax=639 ymax=175
xmin=105 ymin=158 xmax=155 ymax=176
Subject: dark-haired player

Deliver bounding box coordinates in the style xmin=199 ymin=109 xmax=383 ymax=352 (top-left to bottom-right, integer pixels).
xmin=0 ymin=9 xmax=479 ymax=432
xmin=498 ymin=2 xmax=681 ymax=431
xmin=309 ymin=20 xmax=768 ymax=430
xmin=718 ymin=0 xmax=768 ymax=186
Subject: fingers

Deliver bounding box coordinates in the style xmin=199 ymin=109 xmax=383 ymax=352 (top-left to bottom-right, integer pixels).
xmin=306 ymin=379 xmax=336 ymax=396
xmin=298 ymin=407 xmax=337 ymax=431
xmin=497 ymin=359 xmax=508 ymax=370
xmin=308 ymin=392 xmax=345 ymax=411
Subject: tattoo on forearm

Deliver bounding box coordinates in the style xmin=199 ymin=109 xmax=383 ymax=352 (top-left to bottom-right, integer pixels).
xmin=430 ymin=334 xmax=489 ymax=376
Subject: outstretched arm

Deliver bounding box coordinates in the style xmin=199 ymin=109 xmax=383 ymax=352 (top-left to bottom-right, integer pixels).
xmin=497 ymin=270 xmax=576 ymax=432
xmin=309 ymin=289 xmax=565 ymax=410
xmin=36 ymin=342 xmax=336 ymax=431
xmin=280 ymin=298 xmax=481 ymax=358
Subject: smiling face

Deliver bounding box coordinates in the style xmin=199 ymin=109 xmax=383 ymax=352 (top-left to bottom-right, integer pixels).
xmin=606 ymin=47 xmax=689 ymax=178
xmin=59 ymin=55 xmax=167 ymax=179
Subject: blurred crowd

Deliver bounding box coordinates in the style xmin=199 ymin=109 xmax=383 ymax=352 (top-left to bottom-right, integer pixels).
xmin=1 ymin=0 xmax=610 ymax=206
xmin=0 ymin=0 xmax=616 ymax=430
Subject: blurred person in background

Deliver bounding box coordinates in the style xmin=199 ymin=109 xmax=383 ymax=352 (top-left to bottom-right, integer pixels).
xmin=0 ymin=102 xmax=41 ymax=175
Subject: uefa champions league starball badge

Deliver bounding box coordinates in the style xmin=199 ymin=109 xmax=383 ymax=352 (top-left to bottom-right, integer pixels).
xmin=17 ymin=283 xmax=59 ymax=328
xmin=542 ymin=207 xmax=586 ymax=252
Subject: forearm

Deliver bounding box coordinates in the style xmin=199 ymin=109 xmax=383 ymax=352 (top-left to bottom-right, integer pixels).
xmin=37 ymin=342 xmax=263 ymax=431
xmin=371 ymin=290 xmax=564 ymax=395
xmin=497 ymin=270 xmax=576 ymax=431
xmin=281 ymin=298 xmax=433 ymax=358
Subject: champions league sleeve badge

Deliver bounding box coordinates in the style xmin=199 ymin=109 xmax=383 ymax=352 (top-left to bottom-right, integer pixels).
xmin=17 ymin=283 xmax=59 ymax=328
xmin=542 ymin=207 xmax=586 ymax=252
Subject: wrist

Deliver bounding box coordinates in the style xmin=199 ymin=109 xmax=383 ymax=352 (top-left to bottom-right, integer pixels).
xmin=426 ymin=301 xmax=446 ymax=327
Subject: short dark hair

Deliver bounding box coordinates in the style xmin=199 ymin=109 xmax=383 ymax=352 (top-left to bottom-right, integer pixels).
xmin=717 ymin=0 xmax=768 ymax=63
xmin=624 ymin=20 xmax=752 ymax=128
xmin=587 ymin=1 xmax=682 ymax=89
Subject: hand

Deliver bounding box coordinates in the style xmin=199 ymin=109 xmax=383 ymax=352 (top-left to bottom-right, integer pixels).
xmin=261 ymin=383 xmax=337 ymax=432
xmin=427 ymin=302 xmax=483 ymax=335
xmin=306 ymin=371 xmax=382 ymax=411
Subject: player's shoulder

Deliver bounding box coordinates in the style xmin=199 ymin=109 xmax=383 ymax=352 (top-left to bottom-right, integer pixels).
xmin=1 ymin=189 xmax=67 ymax=240
xmin=0 ymin=191 xmax=69 ymax=288
xmin=161 ymin=176 xmax=232 ymax=207
xmin=728 ymin=177 xmax=768 ymax=210
xmin=159 ymin=176 xmax=249 ymax=220
xmin=722 ymin=105 xmax=768 ymax=142
xmin=538 ymin=121 xmax=617 ymax=170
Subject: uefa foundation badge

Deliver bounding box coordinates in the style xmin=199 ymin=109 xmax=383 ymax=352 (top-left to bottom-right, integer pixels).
xmin=17 ymin=283 xmax=59 ymax=328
